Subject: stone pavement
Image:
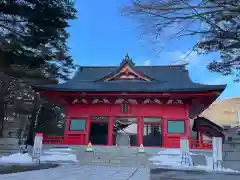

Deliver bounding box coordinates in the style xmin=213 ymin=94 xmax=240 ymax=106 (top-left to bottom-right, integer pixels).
xmin=1 ymin=163 xmax=240 ymax=180
xmin=0 ymin=164 xmax=150 ymax=180
xmin=150 ymin=168 xmax=240 ymax=180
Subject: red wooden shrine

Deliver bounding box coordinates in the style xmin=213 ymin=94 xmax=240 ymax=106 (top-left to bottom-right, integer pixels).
xmin=34 ymin=53 xmax=226 ymax=148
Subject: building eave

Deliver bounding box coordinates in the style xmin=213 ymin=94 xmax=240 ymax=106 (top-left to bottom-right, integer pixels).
xmin=33 ymin=84 xmax=226 ymax=93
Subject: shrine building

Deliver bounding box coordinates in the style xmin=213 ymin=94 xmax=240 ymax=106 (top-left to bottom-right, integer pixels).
xmin=34 ymin=53 xmax=226 ymax=148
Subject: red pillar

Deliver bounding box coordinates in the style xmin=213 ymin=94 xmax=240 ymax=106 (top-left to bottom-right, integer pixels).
xmin=63 ymin=106 xmax=70 ymax=144
xmin=138 ymin=116 xmax=143 ymax=145
xmin=185 ymin=104 xmax=191 ymax=138
xmin=64 ymin=106 xmax=70 ymax=133
xmin=199 ymin=131 xmax=204 ymax=148
xmin=86 ymin=116 xmax=91 ymax=144
xmin=200 ymin=131 xmax=203 ymax=142
xmin=108 ymin=116 xmax=113 ymax=145
xmin=162 ymin=117 xmax=166 ymax=148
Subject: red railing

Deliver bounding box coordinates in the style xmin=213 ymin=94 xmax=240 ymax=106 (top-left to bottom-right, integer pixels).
xmin=42 ymin=135 xmax=212 ymax=149
xmin=190 ymin=140 xmax=212 ymax=149
xmin=43 ymin=134 xmax=88 ymax=145
xmin=43 ymin=136 xmax=64 ymax=144
xmin=164 ymin=137 xmax=212 ymax=149
xmin=64 ymin=134 xmax=88 ymax=145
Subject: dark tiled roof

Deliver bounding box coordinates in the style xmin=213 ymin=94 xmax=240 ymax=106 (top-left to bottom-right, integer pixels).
xmin=192 ymin=117 xmax=224 ymax=137
xmin=34 ymin=65 xmax=226 ymax=93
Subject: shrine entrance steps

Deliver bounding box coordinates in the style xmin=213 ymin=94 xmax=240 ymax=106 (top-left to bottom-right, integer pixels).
xmin=44 ymin=145 xmax=160 ymax=168
xmin=78 ymin=146 xmax=152 ymax=167
xmin=0 ymin=138 xmax=20 ymax=156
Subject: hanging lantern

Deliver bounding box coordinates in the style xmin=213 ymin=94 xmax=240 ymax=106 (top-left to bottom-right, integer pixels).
xmin=122 ymin=102 xmax=128 ymax=113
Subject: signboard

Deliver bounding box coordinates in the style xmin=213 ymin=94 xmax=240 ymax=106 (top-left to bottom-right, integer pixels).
xmin=180 ymin=137 xmax=193 ymax=166
xmin=212 ymin=137 xmax=223 ymax=170
xmin=32 ymin=133 xmax=43 ymax=164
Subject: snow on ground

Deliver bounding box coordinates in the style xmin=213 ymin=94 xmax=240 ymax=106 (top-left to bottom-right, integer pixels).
xmin=48 ymin=148 xmax=75 ymax=152
xmin=0 ymin=153 xmax=33 ymax=164
xmin=156 ymin=148 xmax=195 ymax=155
xmin=40 ymin=153 xmax=77 ymax=162
xmin=0 ymin=148 xmax=78 ymax=164
xmin=44 ymin=148 xmax=77 ymax=155
xmin=44 ymin=151 xmax=72 ymax=155
xmin=149 ymin=148 xmax=238 ymax=173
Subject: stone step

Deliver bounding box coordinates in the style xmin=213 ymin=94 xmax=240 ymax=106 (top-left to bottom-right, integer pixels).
xmin=77 ymin=150 xmax=151 ymax=167
xmin=2 ymin=129 xmax=23 ymax=138
xmin=79 ymin=158 xmax=150 ymax=167
xmin=43 ymin=145 xmax=152 ymax=167
xmin=2 ymin=128 xmax=22 ymax=133
xmin=0 ymin=149 xmax=19 ymax=154
xmin=190 ymin=154 xmax=207 ymax=166
xmin=0 ymin=138 xmax=19 ymax=145
xmin=93 ymin=152 xmax=138 ymax=156
xmin=81 ymin=146 xmax=139 ymax=151
xmin=4 ymin=120 xmax=23 ymax=126
xmin=0 ymin=146 xmax=19 ymax=151
xmin=0 ymin=138 xmax=20 ymax=156
xmin=0 ymin=152 xmax=12 ymax=156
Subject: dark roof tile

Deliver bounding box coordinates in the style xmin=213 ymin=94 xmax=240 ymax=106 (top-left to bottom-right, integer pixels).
xmin=34 ymin=65 xmax=226 ymax=93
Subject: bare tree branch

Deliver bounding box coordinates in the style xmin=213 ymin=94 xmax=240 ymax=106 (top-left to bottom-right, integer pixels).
xmin=122 ymin=0 xmax=240 ymax=79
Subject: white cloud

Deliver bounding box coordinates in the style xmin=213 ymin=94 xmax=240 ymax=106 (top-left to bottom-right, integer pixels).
xmin=143 ymin=60 xmax=152 ymax=66
xmin=158 ymin=50 xmax=203 ymax=68
xmin=169 ymin=50 xmax=203 ymax=67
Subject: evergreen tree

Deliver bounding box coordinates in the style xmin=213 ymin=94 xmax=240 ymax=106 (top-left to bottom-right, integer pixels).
xmin=0 ymin=0 xmax=77 ymax=145
xmin=0 ymin=0 xmax=77 ymax=80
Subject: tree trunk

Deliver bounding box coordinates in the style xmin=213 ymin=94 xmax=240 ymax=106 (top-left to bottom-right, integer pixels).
xmin=0 ymin=98 xmax=5 ymax=137
xmin=23 ymin=94 xmax=41 ymax=150
xmin=0 ymin=73 xmax=13 ymax=137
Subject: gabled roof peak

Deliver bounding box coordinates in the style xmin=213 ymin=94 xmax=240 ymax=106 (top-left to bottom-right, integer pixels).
xmin=120 ymin=53 xmax=135 ymax=67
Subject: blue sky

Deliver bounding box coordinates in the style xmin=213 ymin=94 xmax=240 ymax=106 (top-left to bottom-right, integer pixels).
xmin=67 ymin=0 xmax=240 ymax=99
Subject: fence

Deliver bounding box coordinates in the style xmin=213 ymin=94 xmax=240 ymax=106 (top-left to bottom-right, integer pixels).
xmin=43 ymin=134 xmax=88 ymax=145
xmin=42 ymin=135 xmax=212 ymax=149
xmin=190 ymin=140 xmax=212 ymax=149
xmin=42 ymin=136 xmax=64 ymax=144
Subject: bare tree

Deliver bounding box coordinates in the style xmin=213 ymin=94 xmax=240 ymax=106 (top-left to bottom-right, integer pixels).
xmin=122 ymin=0 xmax=240 ymax=79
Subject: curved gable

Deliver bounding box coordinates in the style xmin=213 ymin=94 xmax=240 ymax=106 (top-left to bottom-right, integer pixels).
xmin=97 ymin=53 xmax=154 ymax=82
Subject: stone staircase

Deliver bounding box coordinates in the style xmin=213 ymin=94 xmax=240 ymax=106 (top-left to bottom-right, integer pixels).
xmin=0 ymin=115 xmax=27 ymax=156
xmin=0 ymin=137 xmax=20 ymax=156
xmin=76 ymin=146 xmax=152 ymax=167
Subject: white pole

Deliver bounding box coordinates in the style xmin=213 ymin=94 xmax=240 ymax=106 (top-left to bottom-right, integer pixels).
xmin=237 ymin=109 xmax=240 ymax=127
xmin=180 ymin=137 xmax=192 ymax=166
xmin=212 ymin=137 xmax=223 ymax=171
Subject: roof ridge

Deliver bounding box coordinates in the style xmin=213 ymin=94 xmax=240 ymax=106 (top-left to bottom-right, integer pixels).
xmin=78 ymin=64 xmax=186 ymax=68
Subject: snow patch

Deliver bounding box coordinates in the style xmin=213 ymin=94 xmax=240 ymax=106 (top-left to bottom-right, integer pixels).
xmin=202 ymin=156 xmax=237 ymax=173
xmin=41 ymin=154 xmax=77 ymax=162
xmin=149 ymin=148 xmax=238 ymax=173
xmin=157 ymin=148 xmax=195 ymax=155
xmin=149 ymin=153 xmax=183 ymax=166
xmin=48 ymin=148 xmax=75 ymax=152
xmin=0 ymin=153 xmax=33 ymax=164
xmin=44 ymin=151 xmax=73 ymax=155
xmin=0 ymin=148 xmax=78 ymax=164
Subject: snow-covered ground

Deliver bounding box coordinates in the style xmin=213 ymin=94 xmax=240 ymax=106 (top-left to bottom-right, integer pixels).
xmin=149 ymin=148 xmax=238 ymax=173
xmin=0 ymin=148 xmax=78 ymax=165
